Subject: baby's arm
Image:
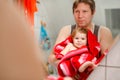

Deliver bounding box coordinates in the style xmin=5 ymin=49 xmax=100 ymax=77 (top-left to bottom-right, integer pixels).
xmin=61 ymin=43 xmax=73 ymax=55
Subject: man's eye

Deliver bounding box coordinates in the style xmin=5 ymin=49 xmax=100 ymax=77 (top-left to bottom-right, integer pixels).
xmin=83 ymin=10 xmax=88 ymax=13
xmin=75 ymin=10 xmax=79 ymax=13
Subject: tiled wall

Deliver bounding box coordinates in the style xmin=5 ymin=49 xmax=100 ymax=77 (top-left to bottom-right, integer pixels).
xmin=88 ymin=37 xmax=120 ymax=80
xmin=105 ymin=9 xmax=120 ymax=37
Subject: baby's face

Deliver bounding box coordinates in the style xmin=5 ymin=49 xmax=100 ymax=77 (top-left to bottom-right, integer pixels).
xmin=73 ymin=32 xmax=87 ymax=48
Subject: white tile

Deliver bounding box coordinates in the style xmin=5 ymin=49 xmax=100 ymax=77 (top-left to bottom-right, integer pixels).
xmin=88 ymin=66 xmax=105 ymax=80
xmin=107 ymin=40 xmax=120 ymax=66
xmin=99 ymin=56 xmax=106 ymax=65
xmin=106 ymin=67 xmax=120 ymax=80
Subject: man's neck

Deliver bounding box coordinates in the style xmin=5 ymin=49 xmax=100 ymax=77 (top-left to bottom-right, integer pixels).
xmin=76 ymin=23 xmax=93 ymax=31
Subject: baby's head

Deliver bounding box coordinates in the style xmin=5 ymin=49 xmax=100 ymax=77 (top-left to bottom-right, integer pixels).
xmin=71 ymin=28 xmax=88 ymax=37
xmin=71 ymin=28 xmax=88 ymax=48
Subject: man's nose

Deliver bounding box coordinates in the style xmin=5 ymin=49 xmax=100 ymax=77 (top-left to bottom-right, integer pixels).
xmin=78 ymin=12 xmax=84 ymax=18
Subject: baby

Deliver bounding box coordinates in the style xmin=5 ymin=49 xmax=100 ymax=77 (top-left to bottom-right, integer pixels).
xmin=54 ymin=28 xmax=100 ymax=77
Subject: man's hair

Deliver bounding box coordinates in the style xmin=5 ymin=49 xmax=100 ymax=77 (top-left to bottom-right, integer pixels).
xmin=72 ymin=0 xmax=95 ymax=14
xmin=71 ymin=28 xmax=88 ymax=38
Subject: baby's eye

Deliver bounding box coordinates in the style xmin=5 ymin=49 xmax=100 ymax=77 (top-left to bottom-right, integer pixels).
xmin=81 ymin=38 xmax=85 ymax=40
xmin=75 ymin=37 xmax=79 ymax=39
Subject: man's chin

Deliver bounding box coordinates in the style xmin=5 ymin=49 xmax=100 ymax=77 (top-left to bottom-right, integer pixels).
xmin=78 ymin=24 xmax=86 ymax=28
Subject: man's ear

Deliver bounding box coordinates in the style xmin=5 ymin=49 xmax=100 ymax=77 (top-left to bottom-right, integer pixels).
xmin=92 ymin=9 xmax=96 ymax=15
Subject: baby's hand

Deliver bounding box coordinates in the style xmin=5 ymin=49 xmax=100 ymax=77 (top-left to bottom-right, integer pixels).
xmin=104 ymin=49 xmax=108 ymax=55
xmin=87 ymin=63 xmax=98 ymax=71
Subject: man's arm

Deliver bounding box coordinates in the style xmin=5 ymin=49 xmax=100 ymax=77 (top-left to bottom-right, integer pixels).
xmin=100 ymin=26 xmax=113 ymax=53
xmin=48 ymin=25 xmax=71 ymax=67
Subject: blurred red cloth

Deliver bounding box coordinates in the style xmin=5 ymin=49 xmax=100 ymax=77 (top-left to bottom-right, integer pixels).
xmin=24 ymin=0 xmax=38 ymax=26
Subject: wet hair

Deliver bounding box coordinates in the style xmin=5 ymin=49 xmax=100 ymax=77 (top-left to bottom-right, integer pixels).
xmin=72 ymin=0 xmax=95 ymax=14
xmin=71 ymin=28 xmax=88 ymax=38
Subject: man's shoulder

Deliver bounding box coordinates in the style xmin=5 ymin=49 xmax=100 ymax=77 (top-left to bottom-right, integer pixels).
xmin=99 ymin=25 xmax=112 ymax=40
xmin=61 ymin=25 xmax=72 ymax=29
xmin=60 ymin=25 xmax=72 ymax=32
xmin=99 ymin=25 xmax=111 ymax=32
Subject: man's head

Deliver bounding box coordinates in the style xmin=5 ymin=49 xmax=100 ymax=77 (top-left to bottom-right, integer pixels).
xmin=72 ymin=0 xmax=95 ymax=14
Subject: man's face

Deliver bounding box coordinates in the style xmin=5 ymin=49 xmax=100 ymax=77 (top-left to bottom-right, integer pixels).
xmin=73 ymin=3 xmax=95 ymax=28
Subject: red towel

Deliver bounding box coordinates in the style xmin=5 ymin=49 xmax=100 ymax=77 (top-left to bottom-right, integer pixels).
xmin=87 ymin=30 xmax=100 ymax=57
xmin=54 ymin=30 xmax=101 ymax=78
